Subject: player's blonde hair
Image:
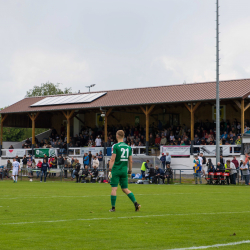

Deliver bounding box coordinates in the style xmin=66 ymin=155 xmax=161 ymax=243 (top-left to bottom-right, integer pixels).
xmin=116 ymin=130 xmax=124 ymax=139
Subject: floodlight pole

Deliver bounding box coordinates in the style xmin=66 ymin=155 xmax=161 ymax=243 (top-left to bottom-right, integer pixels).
xmin=216 ymin=0 xmax=220 ymax=164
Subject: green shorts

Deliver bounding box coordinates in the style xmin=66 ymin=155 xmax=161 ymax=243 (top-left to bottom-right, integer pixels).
xmin=110 ymin=170 xmax=128 ymax=189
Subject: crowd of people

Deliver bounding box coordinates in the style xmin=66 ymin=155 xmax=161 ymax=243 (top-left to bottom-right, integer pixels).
xmin=1 ymin=151 xmax=105 ymax=183
xmin=10 ymin=118 xmax=247 ymax=151
xmin=193 ymin=152 xmax=250 ymax=185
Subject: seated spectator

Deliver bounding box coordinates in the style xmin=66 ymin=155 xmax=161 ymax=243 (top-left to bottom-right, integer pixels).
xmin=160 ymin=135 xmax=167 ymax=145
xmin=153 ymin=165 xmax=165 ymax=184
xmin=216 ymin=162 xmax=225 ymax=173
xmin=79 ymin=165 xmax=89 ymax=183
xmin=164 ymin=164 xmax=173 ymax=184
xmin=87 ymin=165 xmax=99 ymax=182
xmin=145 ymin=164 xmax=155 ymax=182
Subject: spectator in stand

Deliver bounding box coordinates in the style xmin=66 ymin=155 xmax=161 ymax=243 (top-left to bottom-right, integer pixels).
xmin=149 ymin=134 xmax=155 ymax=147
xmin=22 ymin=155 xmax=27 ymax=168
xmin=36 ymin=160 xmax=42 ymax=178
xmin=83 ymin=153 xmax=89 ymax=166
xmin=92 ymin=156 xmax=99 ymax=169
xmin=154 ymin=166 xmax=165 ymax=184
xmin=155 ymin=134 xmax=161 ymax=148
xmin=40 ymin=159 xmax=49 ymax=182
xmin=240 ymin=162 xmax=249 ymax=185
xmin=160 ymin=153 xmax=166 ymax=169
xmin=164 ymin=164 xmax=173 ymax=184
xmin=95 ymin=135 xmax=102 ymax=147
xmin=9 ymin=145 xmax=14 ymax=149
xmin=160 ymin=135 xmax=167 ymax=145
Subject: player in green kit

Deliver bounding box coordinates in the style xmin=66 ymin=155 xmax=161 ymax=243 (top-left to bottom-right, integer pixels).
xmin=109 ymin=130 xmax=141 ymax=212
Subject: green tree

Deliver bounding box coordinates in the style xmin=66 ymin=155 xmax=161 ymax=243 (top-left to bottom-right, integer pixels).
xmin=26 ymin=82 xmax=72 ymax=97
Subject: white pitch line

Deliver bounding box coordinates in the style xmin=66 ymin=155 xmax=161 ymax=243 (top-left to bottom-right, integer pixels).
xmin=0 ymin=192 xmax=224 ymax=200
xmin=1 ymin=211 xmax=250 ymax=226
xmin=166 ymin=240 xmax=250 ymax=250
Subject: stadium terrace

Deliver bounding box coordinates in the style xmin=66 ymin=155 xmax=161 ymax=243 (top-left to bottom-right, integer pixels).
xmin=0 ymin=79 xmax=250 ymax=156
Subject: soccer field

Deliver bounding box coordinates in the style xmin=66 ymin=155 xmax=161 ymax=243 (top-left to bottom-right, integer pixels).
xmin=1 ymin=181 xmax=250 ymax=250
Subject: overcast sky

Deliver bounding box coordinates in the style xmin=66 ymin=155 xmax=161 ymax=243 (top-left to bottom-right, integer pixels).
xmin=0 ymin=0 xmax=250 ymax=108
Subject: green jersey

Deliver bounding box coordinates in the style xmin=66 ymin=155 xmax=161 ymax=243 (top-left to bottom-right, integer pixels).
xmin=112 ymin=142 xmax=132 ymax=170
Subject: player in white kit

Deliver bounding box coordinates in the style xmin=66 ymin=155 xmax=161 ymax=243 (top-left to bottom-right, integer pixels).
xmin=12 ymin=158 xmax=20 ymax=183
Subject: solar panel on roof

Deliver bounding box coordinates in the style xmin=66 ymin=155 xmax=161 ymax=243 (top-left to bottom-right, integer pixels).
xmin=30 ymin=92 xmax=107 ymax=107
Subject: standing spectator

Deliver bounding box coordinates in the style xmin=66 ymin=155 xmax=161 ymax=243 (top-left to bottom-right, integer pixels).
xmin=154 ymin=166 xmax=165 ymax=184
xmin=43 ymin=154 xmax=48 ymax=163
xmin=88 ymin=151 xmax=92 ymax=168
xmin=36 ymin=160 xmax=42 ymax=178
xmin=220 ymin=155 xmax=225 ymax=166
xmin=40 ymin=159 xmax=49 ymax=182
xmin=95 ymin=135 xmax=102 ymax=147
xmin=193 ymin=160 xmax=202 ymax=184
xmin=200 ymin=153 xmax=207 ymax=177
xmin=22 ymin=155 xmax=27 ymax=168
xmin=232 ymin=156 xmax=239 ymax=178
xmin=15 ymin=155 xmax=20 ymax=163
xmin=226 ymin=160 xmax=237 ymax=185
xmin=58 ymin=155 xmax=64 ymax=170
xmin=141 ymin=160 xmax=149 ymax=180
xmin=164 ymin=164 xmax=173 ymax=184
xmin=239 ymin=158 xmax=244 ymax=180
xmin=160 ymin=153 xmax=166 ymax=169
xmin=145 ymin=164 xmax=155 ymax=182
xmin=224 ymin=160 xmax=231 ymax=185
xmin=83 ymin=153 xmax=89 ymax=166
xmin=27 ymin=157 xmax=33 ymax=178
xmin=98 ymin=151 xmax=103 ymax=167
xmin=240 ymin=162 xmax=249 ymax=185
xmin=92 ymin=156 xmax=99 ymax=168
xmin=165 ymin=152 xmax=171 ymax=167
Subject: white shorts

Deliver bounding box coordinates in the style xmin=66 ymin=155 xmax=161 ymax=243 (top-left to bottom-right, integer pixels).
xmin=12 ymin=169 xmax=19 ymax=176
xmin=202 ymin=164 xmax=207 ymax=172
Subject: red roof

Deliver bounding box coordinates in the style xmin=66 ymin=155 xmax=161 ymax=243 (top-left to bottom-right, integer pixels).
xmin=1 ymin=79 xmax=250 ymax=114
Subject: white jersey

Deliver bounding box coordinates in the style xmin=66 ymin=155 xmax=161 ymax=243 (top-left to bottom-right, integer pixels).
xmin=12 ymin=161 xmax=20 ymax=170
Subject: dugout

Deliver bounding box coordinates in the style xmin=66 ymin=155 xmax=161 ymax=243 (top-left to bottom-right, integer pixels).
xmin=0 ymin=79 xmax=250 ymax=156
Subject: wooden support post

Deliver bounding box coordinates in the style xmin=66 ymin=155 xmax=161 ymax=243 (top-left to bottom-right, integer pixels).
xmin=140 ymin=105 xmax=155 ymax=155
xmin=104 ymin=108 xmax=113 ymax=143
xmin=184 ymin=102 xmax=201 ymax=141
xmin=0 ymin=114 xmax=8 ymax=156
xmin=62 ymin=110 xmax=75 ymax=154
xmin=28 ymin=112 xmax=40 ymax=155
xmin=241 ymin=99 xmax=245 ymax=135
xmin=233 ymin=99 xmax=250 ymax=135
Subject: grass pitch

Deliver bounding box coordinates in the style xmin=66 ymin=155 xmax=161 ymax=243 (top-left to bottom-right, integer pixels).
xmin=1 ymin=180 xmax=250 ymax=250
